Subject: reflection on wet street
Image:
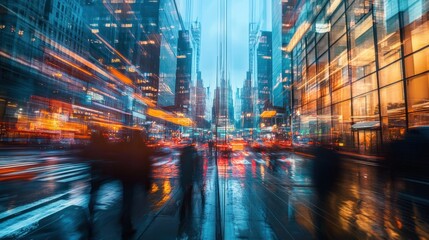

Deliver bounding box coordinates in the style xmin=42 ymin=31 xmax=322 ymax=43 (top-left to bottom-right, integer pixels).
xmin=0 ymin=147 xmax=428 ymax=239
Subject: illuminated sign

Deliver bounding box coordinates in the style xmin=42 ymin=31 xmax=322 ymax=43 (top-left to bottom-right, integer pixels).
xmin=315 ymin=22 xmax=331 ymax=33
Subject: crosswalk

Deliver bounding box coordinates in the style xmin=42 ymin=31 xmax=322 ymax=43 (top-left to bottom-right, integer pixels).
xmin=0 ymin=155 xmax=182 ymax=184
xmin=33 ymin=164 xmax=89 ymax=183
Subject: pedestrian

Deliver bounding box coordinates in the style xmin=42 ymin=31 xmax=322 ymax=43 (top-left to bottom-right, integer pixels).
xmin=80 ymin=129 xmax=112 ymax=239
xmin=119 ymin=130 xmax=153 ymax=239
xmin=386 ymin=127 xmax=429 ymax=239
xmin=208 ymin=140 xmax=214 ymax=156
xmin=177 ymin=142 xmax=198 ymax=239
xmin=311 ymin=145 xmax=341 ymax=240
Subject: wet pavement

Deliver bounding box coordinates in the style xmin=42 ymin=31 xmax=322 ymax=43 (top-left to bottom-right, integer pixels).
xmin=0 ymin=147 xmax=428 ymax=239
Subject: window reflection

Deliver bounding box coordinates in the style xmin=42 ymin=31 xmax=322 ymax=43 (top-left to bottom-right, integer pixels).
xmin=352 ymin=91 xmax=379 ymax=121
xmin=380 ymin=82 xmax=405 ymax=116
xmin=352 ymin=73 xmax=377 ymax=97
xmin=374 ymin=0 xmax=401 ymax=67
xmin=404 ymin=46 xmax=429 ymax=78
xmin=349 ymin=15 xmax=376 ymax=80
xmin=330 ymin=35 xmax=348 ymax=90
xmin=402 ymin=0 xmax=429 ymax=55
xmin=378 ymin=60 xmax=402 ymax=87
xmin=407 ymin=72 xmax=429 ymax=112
xmin=382 ymin=115 xmax=406 ymax=142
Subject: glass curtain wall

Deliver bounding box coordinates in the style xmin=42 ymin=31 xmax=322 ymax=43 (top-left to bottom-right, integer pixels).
xmin=289 ymin=0 xmax=429 ymax=155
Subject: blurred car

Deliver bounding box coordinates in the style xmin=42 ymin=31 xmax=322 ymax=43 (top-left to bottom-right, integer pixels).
xmin=230 ymin=138 xmax=247 ymax=151
xmin=216 ymin=140 xmax=232 ymax=157
xmin=250 ymin=139 xmax=265 ymax=152
xmin=178 ymin=138 xmax=193 ymax=147
xmin=277 ymin=139 xmax=292 ymax=147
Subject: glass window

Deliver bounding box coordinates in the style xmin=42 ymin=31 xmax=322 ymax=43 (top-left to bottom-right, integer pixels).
xmin=330 ymin=35 xmax=349 ymax=89
xmin=331 ymin=2 xmax=344 ymax=24
xmin=317 ymin=95 xmax=331 ymax=109
xmin=402 ymin=0 xmax=429 ymax=55
xmin=317 ymin=52 xmax=329 ymax=81
xmin=352 ymin=73 xmax=377 ymax=97
xmin=308 ymin=84 xmax=318 ymax=102
xmin=332 ymin=85 xmax=351 ymax=104
xmin=307 ymin=35 xmax=315 ymax=51
xmin=380 ymin=82 xmax=405 ymax=116
xmin=374 ymin=0 xmax=402 ymax=67
xmin=318 ymin=106 xmax=332 ymax=137
xmin=404 ymin=46 xmax=429 ymax=78
xmin=352 ymin=90 xmax=379 ymax=120
xmin=409 ymin=112 xmax=429 ymax=127
xmin=308 ymin=100 xmax=317 ymax=114
xmin=332 ymin=100 xmax=352 ymax=137
xmin=330 ymin=13 xmax=346 ymax=44
xmin=349 ymin=15 xmax=376 ymax=80
xmin=333 ymin=100 xmax=351 ymax=121
xmin=307 ymin=47 xmax=316 ymax=65
xmin=322 ymin=95 xmax=331 ymax=108
xmin=379 ymin=60 xmax=403 ymax=87
xmin=318 ymin=78 xmax=330 ymax=97
xmin=347 ymin=0 xmax=374 ymax=28
xmin=317 ymin=34 xmax=328 ymax=58
xmin=407 ymin=72 xmax=429 ymax=112
xmin=382 ymin=115 xmax=406 ymax=142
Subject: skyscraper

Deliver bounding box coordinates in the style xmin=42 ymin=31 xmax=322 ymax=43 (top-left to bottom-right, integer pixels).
xmin=195 ymin=72 xmax=206 ymax=128
xmin=272 ymin=0 xmax=284 ymax=108
xmin=175 ymin=30 xmax=193 ymax=114
xmin=84 ymin=0 xmax=181 ymax=107
xmin=242 ymin=71 xmax=254 ymax=129
xmin=256 ymin=31 xmax=272 ymax=112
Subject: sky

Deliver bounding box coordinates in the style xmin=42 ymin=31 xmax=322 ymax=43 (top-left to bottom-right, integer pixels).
xmin=177 ymin=0 xmax=271 ymax=94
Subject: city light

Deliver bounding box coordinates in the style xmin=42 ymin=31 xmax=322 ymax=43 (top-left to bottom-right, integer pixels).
xmin=0 ymin=0 xmax=428 ymax=239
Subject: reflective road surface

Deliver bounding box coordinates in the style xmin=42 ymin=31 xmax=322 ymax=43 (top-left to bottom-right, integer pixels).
xmin=0 ymin=147 xmax=428 ymax=239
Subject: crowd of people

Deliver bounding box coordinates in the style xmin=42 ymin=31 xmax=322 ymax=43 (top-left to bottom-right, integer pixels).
xmin=80 ymin=129 xmax=206 ymax=239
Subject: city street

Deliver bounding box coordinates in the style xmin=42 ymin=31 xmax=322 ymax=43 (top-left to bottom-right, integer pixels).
xmin=1 ymin=147 xmax=428 ymax=239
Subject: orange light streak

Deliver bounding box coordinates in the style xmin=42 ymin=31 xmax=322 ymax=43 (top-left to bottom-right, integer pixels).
xmin=109 ymin=67 xmax=133 ymax=86
xmin=47 ymin=51 xmax=93 ymax=76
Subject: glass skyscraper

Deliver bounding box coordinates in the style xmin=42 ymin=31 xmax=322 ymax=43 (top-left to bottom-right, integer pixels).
xmin=284 ymin=0 xmax=429 ymax=155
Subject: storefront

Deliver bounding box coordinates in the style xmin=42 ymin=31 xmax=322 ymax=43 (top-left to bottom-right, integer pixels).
xmin=352 ymin=121 xmax=381 ymax=155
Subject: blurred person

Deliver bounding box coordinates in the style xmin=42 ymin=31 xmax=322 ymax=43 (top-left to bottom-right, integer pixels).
xmin=194 ymin=145 xmax=205 ymax=207
xmin=119 ymin=130 xmax=153 ymax=239
xmin=311 ymin=145 xmax=341 ymax=240
xmin=268 ymin=144 xmax=281 ymax=174
xmin=177 ymin=142 xmax=198 ymax=239
xmin=80 ymin=130 xmax=114 ymax=239
xmin=386 ymin=127 xmax=429 ymax=239
xmin=82 ymin=129 xmax=153 ymax=239
xmin=208 ymin=139 xmax=214 ymax=157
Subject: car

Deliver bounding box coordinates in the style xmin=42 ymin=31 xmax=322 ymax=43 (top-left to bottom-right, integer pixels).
xmin=230 ymin=138 xmax=247 ymax=151
xmin=250 ymin=139 xmax=265 ymax=151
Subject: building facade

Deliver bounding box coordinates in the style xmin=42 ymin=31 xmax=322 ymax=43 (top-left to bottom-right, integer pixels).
xmin=175 ymin=30 xmax=193 ymax=114
xmin=272 ymin=0 xmax=284 ymax=109
xmin=283 ymin=0 xmax=429 ymax=155
xmin=257 ymin=31 xmax=273 ymax=112
xmin=0 ymin=0 xmax=138 ymax=142
xmin=242 ymin=71 xmax=254 ymax=129
xmin=195 ymin=72 xmax=206 ymax=128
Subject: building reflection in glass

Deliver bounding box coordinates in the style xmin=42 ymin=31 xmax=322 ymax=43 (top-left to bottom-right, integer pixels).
xmin=283 ymin=0 xmax=429 ymax=155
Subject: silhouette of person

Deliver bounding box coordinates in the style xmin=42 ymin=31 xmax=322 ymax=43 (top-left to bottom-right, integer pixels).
xmin=119 ymin=130 xmax=153 ymax=239
xmin=387 ymin=127 xmax=429 ymax=239
xmin=208 ymin=140 xmax=214 ymax=157
xmin=311 ymin=146 xmax=341 ymax=240
xmin=177 ymin=143 xmax=198 ymax=239
xmin=81 ymin=130 xmax=111 ymax=239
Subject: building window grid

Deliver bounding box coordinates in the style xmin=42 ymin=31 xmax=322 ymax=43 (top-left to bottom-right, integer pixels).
xmin=291 ymin=0 xmax=429 ymax=153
